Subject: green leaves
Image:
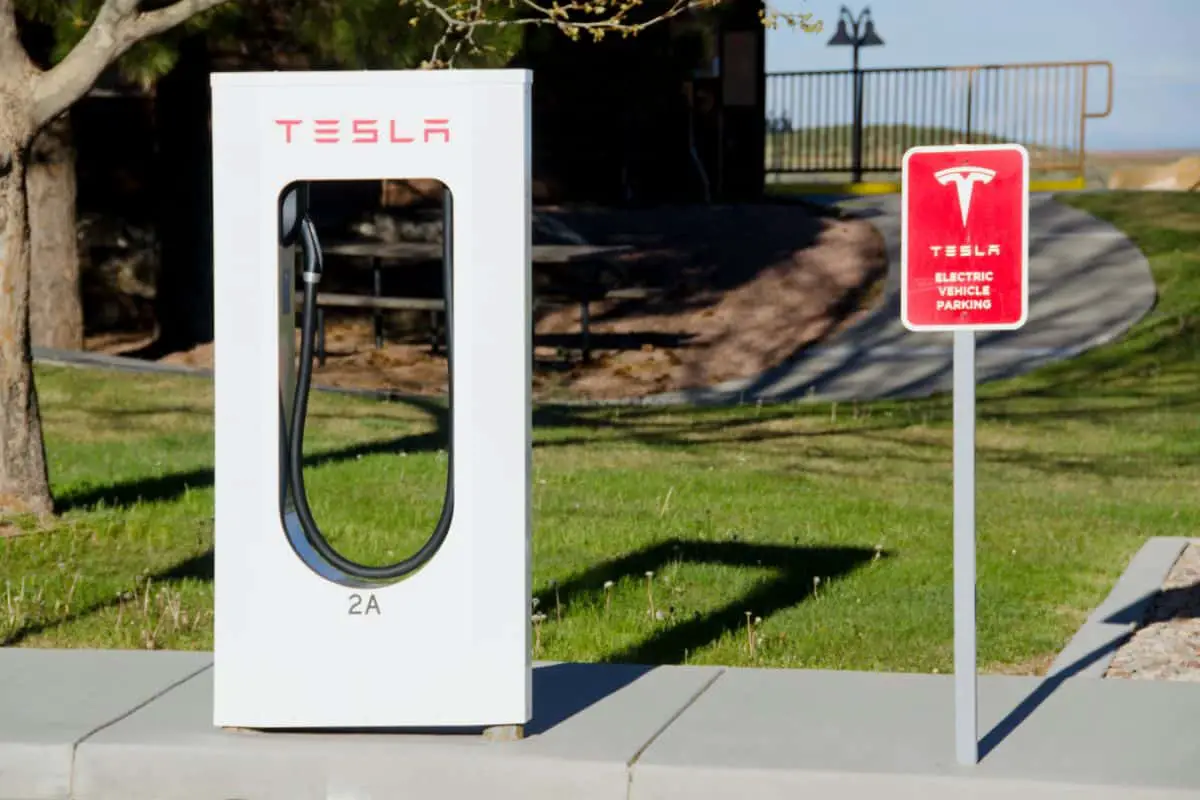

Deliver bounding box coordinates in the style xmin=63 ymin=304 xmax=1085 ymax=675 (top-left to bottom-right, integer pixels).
xmin=15 ymin=0 xmax=508 ymax=88
xmin=17 ymin=0 xmax=225 ymax=86
xmin=115 ymin=38 xmax=180 ymax=90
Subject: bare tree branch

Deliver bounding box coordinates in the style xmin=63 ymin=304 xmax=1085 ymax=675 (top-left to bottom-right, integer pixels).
xmin=407 ymin=0 xmax=821 ymax=68
xmin=32 ymin=0 xmax=232 ymax=128
xmin=0 ymin=0 xmax=37 ymax=79
xmin=0 ymin=0 xmax=17 ymax=55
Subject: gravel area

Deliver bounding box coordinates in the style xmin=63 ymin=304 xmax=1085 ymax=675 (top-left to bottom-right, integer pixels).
xmin=1105 ymin=542 xmax=1200 ymax=681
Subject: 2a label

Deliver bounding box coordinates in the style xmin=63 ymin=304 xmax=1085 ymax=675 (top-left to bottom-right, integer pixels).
xmin=348 ymin=593 xmax=381 ymax=615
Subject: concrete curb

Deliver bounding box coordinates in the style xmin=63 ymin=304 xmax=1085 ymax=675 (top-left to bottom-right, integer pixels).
xmin=32 ymin=347 xmax=449 ymax=407
xmin=1048 ymin=537 xmax=1194 ymax=679
xmin=6 ymin=651 xmax=1200 ymax=800
xmin=33 ymin=348 xmax=212 ymax=379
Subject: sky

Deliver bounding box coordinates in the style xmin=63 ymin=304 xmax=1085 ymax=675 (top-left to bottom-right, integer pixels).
xmin=765 ymin=0 xmax=1200 ymax=150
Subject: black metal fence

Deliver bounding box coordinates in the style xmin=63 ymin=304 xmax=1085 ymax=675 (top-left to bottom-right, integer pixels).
xmin=765 ymin=60 xmax=1113 ymax=181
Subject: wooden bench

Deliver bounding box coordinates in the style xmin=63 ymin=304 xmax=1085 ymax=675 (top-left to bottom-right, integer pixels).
xmin=304 ymin=240 xmax=636 ymax=363
xmin=298 ymin=284 xmax=653 ymax=365
xmin=295 ymin=292 xmax=446 ymax=365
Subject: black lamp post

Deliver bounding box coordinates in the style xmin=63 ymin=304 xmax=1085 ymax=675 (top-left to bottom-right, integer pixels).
xmin=828 ymin=5 xmax=884 ymax=183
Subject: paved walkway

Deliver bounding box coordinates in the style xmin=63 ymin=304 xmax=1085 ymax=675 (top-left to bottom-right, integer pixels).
xmin=640 ymin=192 xmax=1157 ymax=405
xmin=3 ymin=645 xmax=1199 ymax=800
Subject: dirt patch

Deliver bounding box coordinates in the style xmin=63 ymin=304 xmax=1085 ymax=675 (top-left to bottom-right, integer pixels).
xmin=986 ymin=652 xmax=1056 ymax=677
xmin=87 ymin=204 xmax=887 ymax=402
xmin=1 ymin=523 xmax=30 ymax=539
xmin=1086 ymin=150 xmax=1200 ymax=191
xmin=1106 ymin=154 xmax=1200 ymax=192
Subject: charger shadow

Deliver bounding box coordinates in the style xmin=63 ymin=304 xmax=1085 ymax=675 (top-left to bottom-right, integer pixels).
xmin=536 ymin=538 xmax=883 ymax=666
xmin=256 ymin=662 xmax=655 ymax=738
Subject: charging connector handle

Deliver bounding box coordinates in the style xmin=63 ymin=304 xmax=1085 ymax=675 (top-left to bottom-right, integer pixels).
xmin=298 ymin=217 xmax=323 ymax=285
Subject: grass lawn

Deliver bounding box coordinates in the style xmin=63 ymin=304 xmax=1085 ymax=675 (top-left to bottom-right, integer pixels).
xmin=4 ymin=191 xmax=1198 ymax=676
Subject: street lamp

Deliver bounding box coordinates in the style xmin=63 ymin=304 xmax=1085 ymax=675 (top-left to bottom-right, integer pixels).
xmin=828 ymin=6 xmax=884 ymax=183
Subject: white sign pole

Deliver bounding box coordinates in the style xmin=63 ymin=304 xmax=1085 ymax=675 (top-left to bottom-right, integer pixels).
xmin=953 ymin=328 xmax=977 ymax=766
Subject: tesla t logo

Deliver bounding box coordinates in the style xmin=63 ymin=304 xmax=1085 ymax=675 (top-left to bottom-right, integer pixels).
xmin=274 ymin=118 xmax=452 ymax=145
xmin=935 ymin=165 xmax=995 ymax=226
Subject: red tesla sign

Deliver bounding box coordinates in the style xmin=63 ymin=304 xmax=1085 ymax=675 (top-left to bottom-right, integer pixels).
xmin=900 ymin=144 xmax=1029 ymax=331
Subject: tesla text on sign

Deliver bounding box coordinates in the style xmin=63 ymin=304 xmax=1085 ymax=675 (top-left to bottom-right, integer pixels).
xmin=900 ymin=144 xmax=1030 ymax=331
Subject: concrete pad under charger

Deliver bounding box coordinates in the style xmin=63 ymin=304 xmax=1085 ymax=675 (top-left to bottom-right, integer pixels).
xmin=71 ymin=661 xmax=721 ymax=800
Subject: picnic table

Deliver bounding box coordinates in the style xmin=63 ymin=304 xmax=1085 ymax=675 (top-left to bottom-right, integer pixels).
xmin=303 ymin=240 xmax=636 ymax=363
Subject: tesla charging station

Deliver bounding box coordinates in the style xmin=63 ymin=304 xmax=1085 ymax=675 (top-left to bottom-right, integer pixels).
xmin=209 ymin=69 xmax=533 ymax=731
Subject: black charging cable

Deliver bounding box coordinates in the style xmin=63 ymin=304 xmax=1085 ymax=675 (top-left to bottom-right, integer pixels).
xmin=282 ymin=193 xmax=454 ymax=583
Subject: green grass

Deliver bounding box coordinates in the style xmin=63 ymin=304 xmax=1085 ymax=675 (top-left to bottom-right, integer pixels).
xmin=4 ymin=191 xmax=1199 ymax=675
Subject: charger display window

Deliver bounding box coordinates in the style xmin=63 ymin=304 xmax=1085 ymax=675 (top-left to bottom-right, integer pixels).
xmin=277 ymin=183 xmax=454 ymax=585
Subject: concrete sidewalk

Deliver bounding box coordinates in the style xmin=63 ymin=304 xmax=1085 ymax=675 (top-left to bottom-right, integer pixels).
xmin=3 ymin=647 xmax=1198 ymax=800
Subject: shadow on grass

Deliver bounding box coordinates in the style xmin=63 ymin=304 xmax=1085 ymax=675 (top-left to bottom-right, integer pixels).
xmin=54 ymin=426 xmax=450 ymax=512
xmin=3 ymin=539 xmax=882 ymax=672
xmin=53 ymin=395 xmax=839 ymax=512
xmin=55 ymin=336 xmax=1199 ymax=511
xmin=53 ymin=394 xmax=454 ymax=512
xmin=535 ymin=539 xmax=884 ymax=665
xmin=0 ymin=548 xmax=215 ymax=647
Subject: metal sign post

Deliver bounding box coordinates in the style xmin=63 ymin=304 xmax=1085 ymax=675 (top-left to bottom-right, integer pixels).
xmin=952 ymin=326 xmax=977 ymax=766
xmin=900 ymin=143 xmax=1030 ymax=766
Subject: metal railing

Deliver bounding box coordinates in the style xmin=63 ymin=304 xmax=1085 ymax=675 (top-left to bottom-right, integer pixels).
xmin=765 ymin=60 xmax=1113 ymax=182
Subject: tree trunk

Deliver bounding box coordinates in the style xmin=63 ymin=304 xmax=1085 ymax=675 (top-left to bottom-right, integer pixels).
xmin=28 ymin=112 xmax=83 ymax=350
xmin=0 ymin=128 xmax=55 ymax=519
